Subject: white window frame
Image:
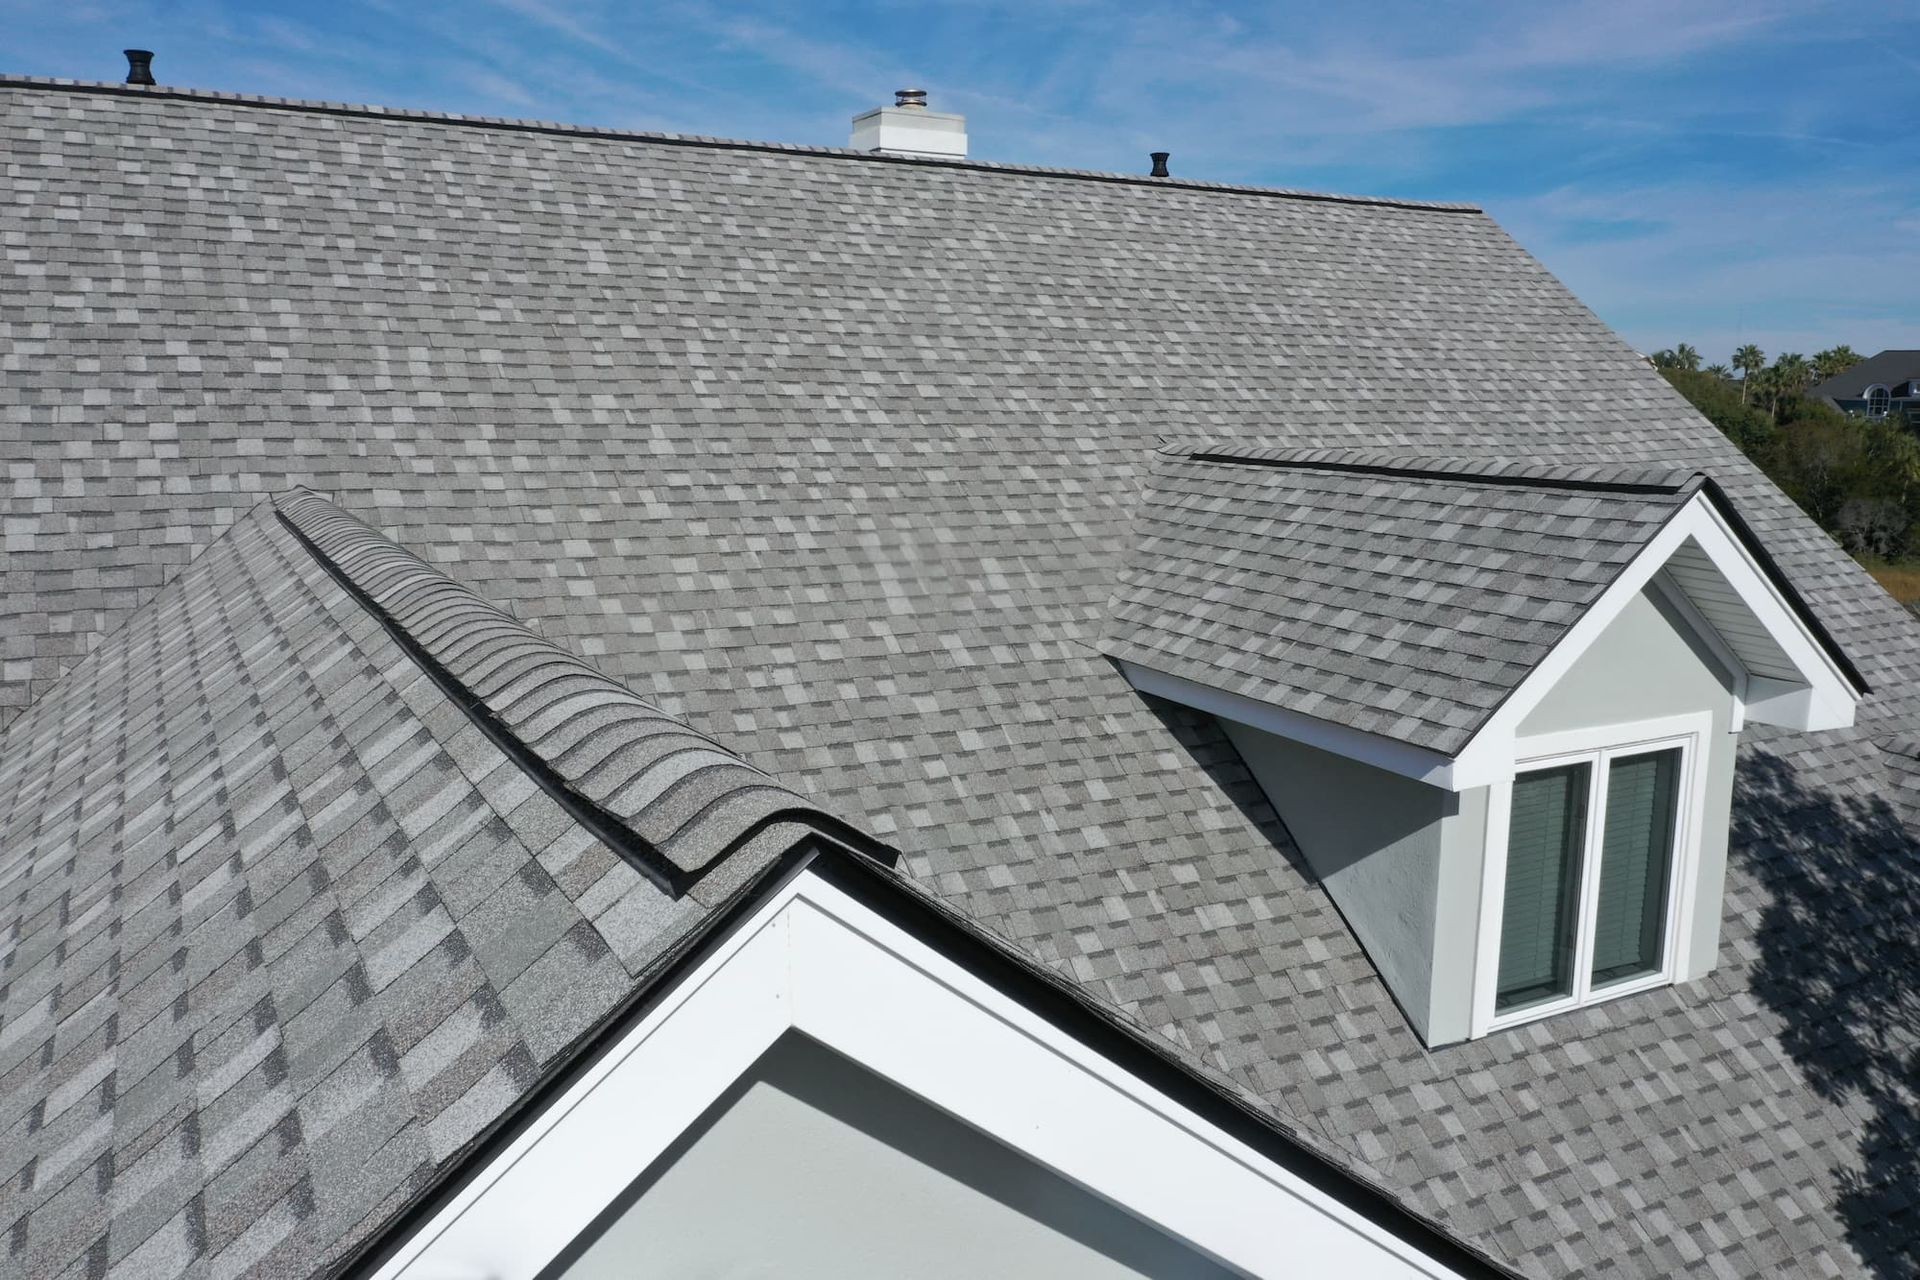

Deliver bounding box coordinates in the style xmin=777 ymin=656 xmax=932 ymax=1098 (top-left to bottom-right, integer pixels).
xmin=1865 ymin=385 xmax=1891 ymax=418
xmin=1470 ymin=711 xmax=1712 ymax=1037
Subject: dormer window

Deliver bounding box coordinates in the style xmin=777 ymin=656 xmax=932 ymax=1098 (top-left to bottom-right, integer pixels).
xmin=1485 ymin=717 xmax=1702 ymax=1027
xmin=1104 ymin=447 xmax=1865 ymax=1045
xmin=1866 ymin=385 xmax=1892 ymax=417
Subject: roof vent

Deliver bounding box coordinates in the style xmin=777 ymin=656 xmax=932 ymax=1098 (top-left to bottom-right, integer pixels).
xmin=850 ymin=89 xmax=967 ymax=159
xmin=124 ymin=49 xmax=156 ymax=86
xmin=1150 ymin=151 xmax=1170 ymax=178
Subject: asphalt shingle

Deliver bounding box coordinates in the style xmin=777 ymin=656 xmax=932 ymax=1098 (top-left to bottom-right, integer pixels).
xmin=2 ymin=76 xmax=1917 ymax=1279
xmin=1105 ymin=448 xmax=1711 ymax=754
xmin=0 ymin=506 xmax=685 ymax=1280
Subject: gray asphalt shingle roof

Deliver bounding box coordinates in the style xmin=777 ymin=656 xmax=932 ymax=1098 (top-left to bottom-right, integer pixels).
xmin=276 ymin=489 xmax=883 ymax=891
xmin=0 ymin=503 xmax=711 ymax=1280
xmin=1104 ymin=448 xmax=1710 ymax=754
xmin=3 ymin=77 xmax=1918 ymax=1279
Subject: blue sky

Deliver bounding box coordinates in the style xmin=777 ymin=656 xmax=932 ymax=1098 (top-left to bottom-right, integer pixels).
xmin=8 ymin=0 xmax=1917 ymax=361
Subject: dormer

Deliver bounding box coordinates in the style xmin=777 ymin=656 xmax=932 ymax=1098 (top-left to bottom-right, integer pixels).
xmin=1105 ymin=447 xmax=1865 ymax=1045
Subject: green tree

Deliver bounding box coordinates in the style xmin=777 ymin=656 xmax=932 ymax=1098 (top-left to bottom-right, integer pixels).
xmin=1813 ymin=344 xmax=1863 ymax=384
xmin=1773 ymin=353 xmax=1813 ymax=418
xmin=1705 ymin=363 xmax=1730 ymax=379
xmin=1658 ymin=366 xmax=1775 ymax=454
xmin=1650 ymin=344 xmax=1702 ymax=373
xmin=1733 ymin=343 xmax=1766 ymax=403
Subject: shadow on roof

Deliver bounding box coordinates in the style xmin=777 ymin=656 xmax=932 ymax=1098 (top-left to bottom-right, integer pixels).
xmin=1737 ymin=748 xmax=1920 ymax=1276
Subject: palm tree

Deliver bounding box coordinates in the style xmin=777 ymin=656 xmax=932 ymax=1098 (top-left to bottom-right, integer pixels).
xmin=1768 ymin=353 xmax=1812 ymax=421
xmin=1705 ymin=363 xmax=1730 ymax=379
xmin=1674 ymin=342 xmax=1702 ymax=372
xmin=1813 ymin=345 xmax=1863 ymax=384
xmin=1733 ymin=344 xmax=1765 ymax=403
xmin=1775 ymin=352 xmax=1811 ymax=395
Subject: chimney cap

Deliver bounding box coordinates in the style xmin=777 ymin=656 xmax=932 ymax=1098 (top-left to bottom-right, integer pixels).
xmin=852 ymin=90 xmax=966 ymax=158
xmin=1150 ymin=151 xmax=1171 ymax=178
xmin=124 ymin=49 xmax=155 ymax=86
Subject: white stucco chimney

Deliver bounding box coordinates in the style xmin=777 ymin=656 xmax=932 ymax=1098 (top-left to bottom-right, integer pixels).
xmin=850 ymin=89 xmax=967 ymax=159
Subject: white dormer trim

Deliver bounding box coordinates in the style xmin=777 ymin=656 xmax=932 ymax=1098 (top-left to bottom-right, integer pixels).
xmin=1114 ymin=660 xmax=1467 ymax=789
xmin=1120 ymin=489 xmax=1860 ymax=793
xmin=371 ymin=865 xmax=1476 ymax=1280
xmin=1451 ymin=490 xmax=1857 ymax=786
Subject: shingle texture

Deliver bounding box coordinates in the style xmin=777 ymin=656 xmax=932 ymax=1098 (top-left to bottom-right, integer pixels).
xmin=3 ymin=79 xmax=1919 ymax=1278
xmin=276 ymin=489 xmax=868 ymax=887
xmin=1105 ymin=448 xmax=1709 ymax=753
xmin=0 ymin=505 xmax=703 ymax=1280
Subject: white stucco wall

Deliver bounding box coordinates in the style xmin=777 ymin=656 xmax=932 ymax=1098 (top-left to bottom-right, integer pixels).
xmin=1517 ymin=586 xmax=1738 ymax=980
xmin=1221 ymin=720 xmax=1463 ymax=1042
xmin=555 ymin=1034 xmax=1241 ymax=1280
xmin=1219 ymin=586 xmax=1741 ymax=1045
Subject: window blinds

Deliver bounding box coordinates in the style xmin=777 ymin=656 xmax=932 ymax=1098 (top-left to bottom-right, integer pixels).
xmin=1496 ymin=762 xmax=1588 ymax=1012
xmin=1590 ymin=748 xmax=1680 ymax=987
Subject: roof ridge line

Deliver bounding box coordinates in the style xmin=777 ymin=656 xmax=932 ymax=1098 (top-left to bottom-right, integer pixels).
xmin=1176 ymin=446 xmax=1707 ymax=496
xmin=0 ymin=75 xmax=1482 ymax=214
xmin=273 ymin=488 xmax=896 ymax=896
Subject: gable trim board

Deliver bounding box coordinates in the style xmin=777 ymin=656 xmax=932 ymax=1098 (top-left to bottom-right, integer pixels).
xmin=1117 ymin=485 xmax=1862 ymax=793
xmin=359 ymin=849 xmax=1505 ymax=1280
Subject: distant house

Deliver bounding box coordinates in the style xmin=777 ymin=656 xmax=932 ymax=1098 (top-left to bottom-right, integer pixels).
xmin=1809 ymin=349 xmax=1920 ymax=424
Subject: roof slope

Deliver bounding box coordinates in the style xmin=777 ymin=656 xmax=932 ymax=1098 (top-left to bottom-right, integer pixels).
xmin=276 ymin=490 xmax=885 ymax=892
xmin=0 ymin=500 xmax=802 ymax=1280
xmin=1105 ymin=449 xmax=1708 ymax=754
xmin=1808 ymin=350 xmax=1920 ymax=402
xmin=3 ymin=79 xmax=1919 ymax=1278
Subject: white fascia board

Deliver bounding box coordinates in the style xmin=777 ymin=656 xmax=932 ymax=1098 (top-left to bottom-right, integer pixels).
xmin=1452 ymin=492 xmax=1856 ymax=779
xmin=375 ymin=867 xmax=1477 ymax=1280
xmin=1120 ymin=493 xmax=1855 ymax=796
xmin=1115 ymin=658 xmax=1465 ymax=790
xmin=1682 ymin=495 xmax=1857 ymax=728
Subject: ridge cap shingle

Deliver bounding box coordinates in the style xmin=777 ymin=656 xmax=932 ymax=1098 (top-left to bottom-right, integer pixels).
xmin=274 ymin=487 xmax=894 ymax=893
xmin=0 ymin=74 xmax=1481 ymax=214
xmin=1165 ymin=443 xmax=1708 ymax=495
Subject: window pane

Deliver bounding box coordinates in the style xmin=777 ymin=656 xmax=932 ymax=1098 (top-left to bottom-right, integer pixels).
xmin=1496 ymin=763 xmax=1589 ymax=1013
xmin=1590 ymin=748 xmax=1681 ymax=988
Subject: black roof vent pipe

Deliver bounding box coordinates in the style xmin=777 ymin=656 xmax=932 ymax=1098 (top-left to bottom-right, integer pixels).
xmin=1149 ymin=151 xmax=1170 ymax=178
xmin=124 ymin=49 xmax=155 ymax=85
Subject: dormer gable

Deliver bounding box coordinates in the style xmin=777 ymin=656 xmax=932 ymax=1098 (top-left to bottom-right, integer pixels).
xmin=1104 ymin=448 xmax=1864 ymax=1044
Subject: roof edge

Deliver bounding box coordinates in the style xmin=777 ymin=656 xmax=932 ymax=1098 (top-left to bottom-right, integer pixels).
xmin=0 ymin=75 xmax=1481 ymax=214
xmin=274 ymin=488 xmax=895 ymax=895
xmin=1694 ymin=477 xmax=1869 ymax=695
xmin=1174 ymin=444 xmax=1707 ymax=496
xmin=333 ymin=839 xmax=1525 ymax=1280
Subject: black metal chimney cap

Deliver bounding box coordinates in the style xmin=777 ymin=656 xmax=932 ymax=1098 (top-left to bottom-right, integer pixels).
xmin=894 ymin=88 xmax=928 ymax=109
xmin=1150 ymin=151 xmax=1171 ymax=178
xmin=124 ymin=49 xmax=155 ymax=85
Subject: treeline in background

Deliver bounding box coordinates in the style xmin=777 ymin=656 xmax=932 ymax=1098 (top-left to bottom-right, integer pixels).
xmin=1650 ymin=344 xmax=1920 ymax=600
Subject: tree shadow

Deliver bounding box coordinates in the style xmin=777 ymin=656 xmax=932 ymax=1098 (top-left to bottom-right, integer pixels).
xmin=1734 ymin=745 xmax=1920 ymax=1277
